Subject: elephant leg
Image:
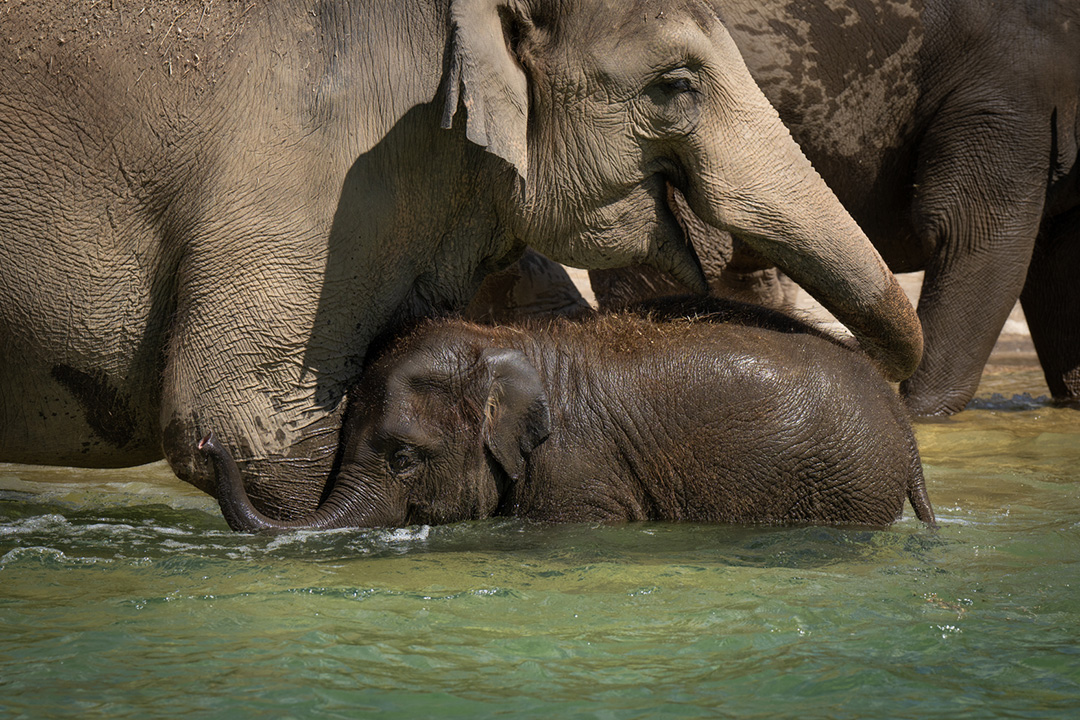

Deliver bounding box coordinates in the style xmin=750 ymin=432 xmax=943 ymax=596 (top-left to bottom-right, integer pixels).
xmin=465 ymin=248 xmax=592 ymax=322
xmin=715 ymin=241 xmax=790 ymax=310
xmin=905 ymin=248 xmax=1032 ymax=415
xmin=157 ymin=238 xmax=357 ymax=519
xmin=160 ymin=327 xmax=343 ymax=520
xmin=903 ymin=118 xmax=1048 ymax=415
xmin=1021 ymin=209 xmax=1080 ymax=402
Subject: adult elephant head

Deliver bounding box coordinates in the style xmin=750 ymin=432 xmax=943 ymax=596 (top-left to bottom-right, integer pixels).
xmin=455 ymin=0 xmax=920 ymax=379
xmin=0 ymin=0 xmax=918 ymax=518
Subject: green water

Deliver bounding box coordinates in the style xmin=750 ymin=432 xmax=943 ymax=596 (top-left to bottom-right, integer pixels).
xmin=2 ymin=365 xmax=1078 ymax=719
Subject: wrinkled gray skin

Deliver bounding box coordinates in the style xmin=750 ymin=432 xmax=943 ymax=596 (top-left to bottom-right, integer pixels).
xmin=589 ymin=0 xmax=1080 ymax=415
xmin=200 ymin=299 xmax=936 ymax=531
xmin=0 ymin=0 xmax=921 ymax=518
xmin=589 ymin=235 xmax=798 ymax=310
xmin=588 ymin=188 xmax=802 ymax=310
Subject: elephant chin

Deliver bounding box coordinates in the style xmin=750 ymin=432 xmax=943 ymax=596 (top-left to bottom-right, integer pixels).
xmin=524 ymin=177 xmax=708 ymax=295
xmin=590 ymin=177 xmax=710 ymax=294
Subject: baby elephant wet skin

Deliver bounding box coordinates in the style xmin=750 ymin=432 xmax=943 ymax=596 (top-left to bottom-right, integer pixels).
xmin=200 ymin=301 xmax=936 ymax=532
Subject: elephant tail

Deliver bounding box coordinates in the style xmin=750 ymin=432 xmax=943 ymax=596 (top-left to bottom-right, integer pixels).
xmin=906 ymin=433 xmax=937 ymax=528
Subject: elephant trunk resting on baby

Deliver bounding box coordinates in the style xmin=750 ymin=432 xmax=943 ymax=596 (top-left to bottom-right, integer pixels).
xmin=200 ymin=299 xmax=936 ymax=531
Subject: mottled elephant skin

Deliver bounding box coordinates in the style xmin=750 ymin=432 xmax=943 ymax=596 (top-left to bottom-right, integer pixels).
xmin=1 ymin=1 xmax=920 ymax=517
xmin=200 ymin=297 xmax=936 ymax=531
xmin=594 ymin=0 xmax=1080 ymax=416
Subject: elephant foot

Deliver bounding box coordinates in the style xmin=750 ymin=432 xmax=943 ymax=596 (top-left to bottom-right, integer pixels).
xmin=162 ymin=413 xmax=341 ymax=520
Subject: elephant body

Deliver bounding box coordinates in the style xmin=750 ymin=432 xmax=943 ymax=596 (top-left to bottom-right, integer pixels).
xmin=202 ymin=298 xmax=936 ymax=530
xmin=592 ymin=0 xmax=1080 ymax=415
xmin=1 ymin=1 xmax=921 ymax=516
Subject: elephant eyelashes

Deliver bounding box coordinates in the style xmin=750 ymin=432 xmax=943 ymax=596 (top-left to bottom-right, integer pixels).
xmin=656 ymin=68 xmax=699 ymax=97
xmin=665 ymin=78 xmax=692 ymax=93
xmin=388 ymin=446 xmax=422 ymax=477
xmin=660 ymin=78 xmax=693 ymax=96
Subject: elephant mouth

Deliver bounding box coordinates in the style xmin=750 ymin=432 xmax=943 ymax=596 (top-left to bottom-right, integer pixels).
xmin=664 ymin=181 xmax=707 ymax=251
xmin=647 ymin=175 xmax=710 ymax=292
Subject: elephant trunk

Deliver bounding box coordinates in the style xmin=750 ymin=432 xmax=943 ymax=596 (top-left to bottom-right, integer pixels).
xmin=687 ymin=163 xmax=923 ymax=382
xmin=680 ymin=40 xmax=922 ymax=382
xmin=199 ymin=433 xmax=350 ymax=533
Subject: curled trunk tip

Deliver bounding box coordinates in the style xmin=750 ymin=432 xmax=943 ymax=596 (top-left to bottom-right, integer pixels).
xmin=198 ymin=432 xmax=295 ymax=533
xmin=198 ymin=432 xmax=352 ymax=533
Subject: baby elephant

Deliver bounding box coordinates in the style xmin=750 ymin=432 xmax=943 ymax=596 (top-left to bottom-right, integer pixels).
xmin=200 ymin=299 xmax=935 ymax=532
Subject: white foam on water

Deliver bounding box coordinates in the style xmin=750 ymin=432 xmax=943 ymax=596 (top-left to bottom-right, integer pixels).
xmin=0 ymin=545 xmax=108 ymax=567
xmin=0 ymin=514 xmax=71 ymax=536
xmin=383 ymin=525 xmax=431 ymax=543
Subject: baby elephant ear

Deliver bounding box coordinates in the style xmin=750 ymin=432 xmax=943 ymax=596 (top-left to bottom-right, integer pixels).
xmin=442 ymin=0 xmax=529 ymax=185
xmin=480 ymin=348 xmax=551 ymax=481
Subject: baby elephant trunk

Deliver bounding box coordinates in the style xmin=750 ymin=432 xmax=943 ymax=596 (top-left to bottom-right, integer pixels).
xmin=198 ymin=433 xmax=347 ymax=533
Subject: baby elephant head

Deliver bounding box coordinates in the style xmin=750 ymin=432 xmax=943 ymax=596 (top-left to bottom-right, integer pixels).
xmin=200 ymin=329 xmax=552 ymax=532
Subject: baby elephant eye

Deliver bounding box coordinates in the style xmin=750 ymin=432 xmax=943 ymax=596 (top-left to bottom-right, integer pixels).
xmin=388 ymin=447 xmax=421 ymax=476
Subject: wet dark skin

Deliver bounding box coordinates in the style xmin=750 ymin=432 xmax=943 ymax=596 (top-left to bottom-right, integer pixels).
xmin=201 ymin=298 xmax=936 ymax=532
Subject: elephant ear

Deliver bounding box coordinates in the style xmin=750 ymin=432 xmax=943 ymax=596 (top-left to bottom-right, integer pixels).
xmin=479 ymin=348 xmax=551 ymax=481
xmin=442 ymin=0 xmax=529 ymax=184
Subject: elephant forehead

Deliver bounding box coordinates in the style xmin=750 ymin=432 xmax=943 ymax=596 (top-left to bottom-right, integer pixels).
xmin=379 ymin=353 xmax=477 ymax=422
xmin=590 ymin=11 xmax=715 ymax=70
xmin=374 ymin=382 xmax=476 ymax=455
xmin=554 ymin=0 xmax=714 ymax=36
xmin=547 ymin=1 xmax=715 ymax=80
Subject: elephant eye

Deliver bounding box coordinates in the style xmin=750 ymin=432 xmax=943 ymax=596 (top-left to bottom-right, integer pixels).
xmin=656 ymin=68 xmax=698 ymax=97
xmin=388 ymin=446 xmax=422 ymax=477
xmin=663 ymin=77 xmax=693 ymax=94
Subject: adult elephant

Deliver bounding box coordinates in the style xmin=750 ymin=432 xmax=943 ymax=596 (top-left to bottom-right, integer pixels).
xmin=593 ymin=0 xmax=1080 ymax=415
xmin=0 ymin=0 xmax=919 ymax=518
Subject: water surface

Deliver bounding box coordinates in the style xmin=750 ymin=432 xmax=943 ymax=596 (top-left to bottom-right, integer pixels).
xmin=2 ymin=362 xmax=1078 ymax=718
